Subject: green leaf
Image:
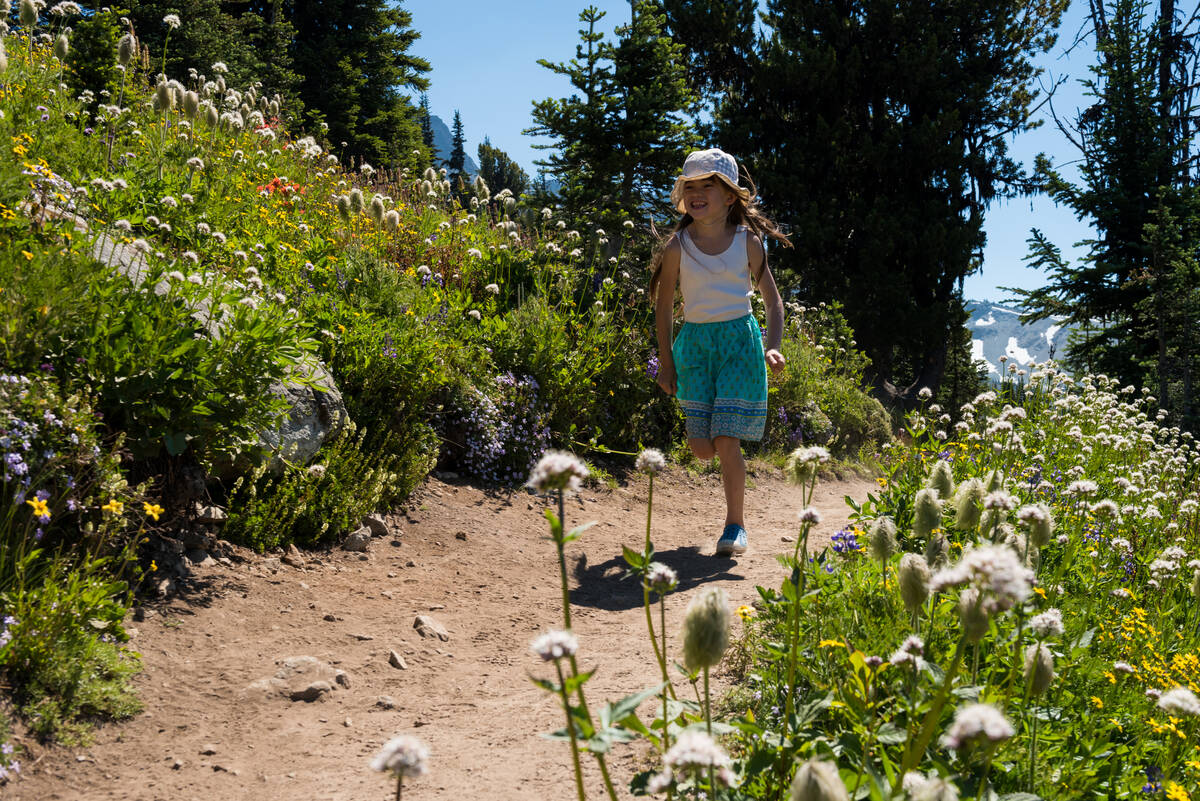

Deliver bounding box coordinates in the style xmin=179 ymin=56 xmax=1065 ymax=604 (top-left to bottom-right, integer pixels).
xmin=875 ymin=722 xmax=907 ymax=745
xmin=606 ymin=683 xmax=667 ymax=726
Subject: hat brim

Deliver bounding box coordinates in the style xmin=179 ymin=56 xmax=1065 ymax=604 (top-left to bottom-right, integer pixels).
xmin=670 ymin=171 xmax=751 ymax=214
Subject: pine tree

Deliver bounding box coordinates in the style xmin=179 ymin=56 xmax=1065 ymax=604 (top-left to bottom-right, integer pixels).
xmin=291 ymin=0 xmax=430 ymax=168
xmin=527 ymin=2 xmax=697 ymax=230
xmin=477 ymin=138 xmax=529 ymax=196
xmin=446 ymin=110 xmax=467 ymax=190
xmin=419 ymin=93 xmax=435 ymax=150
xmin=1013 ymin=0 xmax=1200 ymax=421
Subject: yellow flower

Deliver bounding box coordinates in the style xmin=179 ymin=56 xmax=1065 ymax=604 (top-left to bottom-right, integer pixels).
xmin=1165 ymin=781 xmax=1190 ymax=801
xmin=26 ymin=497 xmax=50 ymax=518
xmin=818 ymin=639 xmax=847 ymax=649
xmin=1090 ymin=696 xmax=1104 ymax=710
xmin=150 ymin=560 xmax=157 ymax=573
xmin=1034 ymin=587 xmax=1047 ymax=599
xmin=143 ymin=502 xmax=165 ymax=522
xmin=736 ymin=605 xmax=755 ymax=622
xmin=101 ymin=499 xmax=124 ymax=515
xmin=20 ymin=250 xmax=33 ymax=260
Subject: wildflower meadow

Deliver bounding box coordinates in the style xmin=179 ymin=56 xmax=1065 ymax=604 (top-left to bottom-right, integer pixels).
xmin=0 ymin=2 xmax=887 ymax=788
xmin=2 ymin=4 xmax=1198 ymax=801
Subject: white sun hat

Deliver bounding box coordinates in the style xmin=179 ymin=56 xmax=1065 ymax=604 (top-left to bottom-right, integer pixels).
xmin=669 ymin=148 xmax=751 ymax=213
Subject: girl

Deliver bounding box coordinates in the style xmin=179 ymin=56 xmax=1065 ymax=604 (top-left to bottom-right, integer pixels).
xmin=650 ymin=148 xmax=790 ymax=557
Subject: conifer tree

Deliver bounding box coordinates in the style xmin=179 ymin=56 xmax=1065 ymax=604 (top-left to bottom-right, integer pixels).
xmin=291 ymin=0 xmax=430 ymax=168
xmin=446 ymin=110 xmax=467 ymax=189
xmin=477 ymin=138 xmax=529 ymax=196
xmin=1013 ymin=0 xmax=1200 ymax=423
xmin=527 ymin=2 xmax=697 ymax=230
xmin=419 ymin=93 xmax=435 ymax=150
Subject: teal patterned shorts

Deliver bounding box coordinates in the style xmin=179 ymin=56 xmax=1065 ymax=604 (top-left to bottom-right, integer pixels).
xmin=672 ymin=314 xmax=768 ymax=442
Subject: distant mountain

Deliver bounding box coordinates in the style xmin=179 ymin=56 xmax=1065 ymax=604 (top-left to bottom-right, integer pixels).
xmin=429 ymin=114 xmax=479 ymax=177
xmin=965 ymin=300 xmax=1074 ymax=378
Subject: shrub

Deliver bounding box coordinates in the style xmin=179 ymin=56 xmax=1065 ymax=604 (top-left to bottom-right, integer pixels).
xmin=222 ymin=424 xmax=408 ymax=551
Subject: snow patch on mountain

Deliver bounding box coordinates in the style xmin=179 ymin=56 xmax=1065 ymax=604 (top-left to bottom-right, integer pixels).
xmin=965 ymin=300 xmax=1074 ymax=378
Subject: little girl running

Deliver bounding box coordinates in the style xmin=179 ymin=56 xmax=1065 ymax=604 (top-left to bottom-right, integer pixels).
xmin=650 ymin=148 xmax=790 ymax=557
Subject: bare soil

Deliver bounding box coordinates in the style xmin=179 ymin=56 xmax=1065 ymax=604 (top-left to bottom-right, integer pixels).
xmin=9 ymin=461 xmax=873 ymax=801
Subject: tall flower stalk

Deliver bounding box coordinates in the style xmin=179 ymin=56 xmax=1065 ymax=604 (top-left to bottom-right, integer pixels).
xmin=527 ymin=451 xmax=618 ymax=801
xmin=780 ymin=446 xmax=827 ymax=754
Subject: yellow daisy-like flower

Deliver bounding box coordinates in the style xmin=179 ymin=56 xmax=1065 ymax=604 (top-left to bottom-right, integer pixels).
xmin=736 ymin=605 xmax=755 ymax=622
xmin=101 ymin=499 xmax=124 ymax=515
xmin=1033 ymin=587 xmax=1047 ymax=599
xmin=26 ymin=497 xmax=50 ymax=518
xmin=1165 ymin=781 xmax=1190 ymax=801
xmin=1090 ymin=696 xmax=1104 ymax=710
xmin=143 ymin=502 xmax=165 ymax=522
xmin=818 ymin=639 xmax=847 ymax=649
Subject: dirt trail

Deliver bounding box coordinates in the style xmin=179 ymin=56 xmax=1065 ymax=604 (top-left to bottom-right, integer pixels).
xmin=10 ymin=463 xmax=873 ymax=801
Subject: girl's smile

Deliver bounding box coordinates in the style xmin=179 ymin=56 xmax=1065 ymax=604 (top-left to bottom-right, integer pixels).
xmin=682 ymin=178 xmax=735 ymax=220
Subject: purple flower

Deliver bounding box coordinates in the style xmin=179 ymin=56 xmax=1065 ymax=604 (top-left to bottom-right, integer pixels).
xmin=84 ymin=127 xmax=94 ymax=135
xmin=40 ymin=114 xmax=49 ymax=122
xmin=647 ymin=353 xmax=660 ymax=379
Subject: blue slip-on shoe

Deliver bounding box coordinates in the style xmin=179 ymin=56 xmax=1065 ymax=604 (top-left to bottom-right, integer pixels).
xmin=715 ymin=523 xmax=748 ymax=557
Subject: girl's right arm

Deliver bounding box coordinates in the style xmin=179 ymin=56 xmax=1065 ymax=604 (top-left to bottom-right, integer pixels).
xmin=654 ymin=236 xmax=681 ymax=395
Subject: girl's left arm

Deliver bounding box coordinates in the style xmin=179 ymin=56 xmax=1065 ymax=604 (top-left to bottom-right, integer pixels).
xmin=750 ymin=235 xmax=786 ymax=375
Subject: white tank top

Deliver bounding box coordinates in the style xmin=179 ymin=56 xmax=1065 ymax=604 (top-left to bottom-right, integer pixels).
xmin=678 ymin=226 xmax=753 ymax=323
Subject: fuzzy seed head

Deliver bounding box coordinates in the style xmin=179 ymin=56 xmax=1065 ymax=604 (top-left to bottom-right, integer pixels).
xmin=182 ymin=90 xmax=199 ymax=118
xmin=0 ymin=38 xmax=7 ymax=76
xmin=912 ymin=488 xmax=942 ymax=539
xmin=789 ymin=757 xmax=849 ymax=801
xmin=368 ymin=194 xmax=385 ymax=225
xmin=868 ymin=516 xmax=898 ymax=563
xmin=153 ymin=79 xmax=174 ymax=112
xmin=1023 ymin=643 xmax=1055 ymax=696
xmin=335 ymin=194 xmax=351 ymax=221
xmin=348 ymin=187 xmax=365 ymax=214
xmin=952 ymin=478 xmax=985 ymax=531
xmin=958 ymin=588 xmax=989 ymax=643
xmin=927 ymin=460 xmax=954 ymax=499
xmin=898 ymin=553 xmax=930 ymax=615
xmin=384 ymin=209 xmax=400 ymax=232
xmin=680 ymin=586 xmax=730 ymax=671
xmin=20 ymin=0 xmax=37 ymax=26
xmin=53 ymin=33 xmax=69 ymax=60
xmin=925 ymin=533 xmax=950 ymax=568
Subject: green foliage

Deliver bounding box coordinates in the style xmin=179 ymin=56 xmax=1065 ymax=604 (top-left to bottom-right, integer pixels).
xmin=63 ymin=7 xmax=123 ymax=111
xmin=527 ymin=1 xmax=698 ymax=230
xmin=222 ymin=424 xmax=404 ymax=551
xmin=446 ymin=109 xmax=467 ymax=191
xmin=1013 ymin=1 xmax=1200 ymax=427
xmin=477 ymin=137 xmax=528 ymax=196
xmin=1 ymin=556 xmax=141 ymax=743
xmin=761 ymin=302 xmax=891 ymax=457
xmin=292 ymin=0 xmax=430 ymax=168
xmin=0 ymin=376 xmax=133 ymax=593
xmin=52 ymin=259 xmax=311 ymax=465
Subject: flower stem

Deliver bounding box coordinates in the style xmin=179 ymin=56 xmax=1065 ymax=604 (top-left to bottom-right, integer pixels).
xmin=557 ymin=489 xmax=572 ymax=629
xmin=895 ymin=635 xmax=966 ymax=794
xmin=556 ymin=660 xmax=587 ymax=801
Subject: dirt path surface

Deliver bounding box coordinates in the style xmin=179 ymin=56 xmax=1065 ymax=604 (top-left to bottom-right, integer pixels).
xmin=11 ymin=463 xmax=873 ymax=801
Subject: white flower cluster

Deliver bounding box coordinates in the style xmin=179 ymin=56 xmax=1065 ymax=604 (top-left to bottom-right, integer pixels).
xmin=929 ymin=544 xmax=1034 ymax=614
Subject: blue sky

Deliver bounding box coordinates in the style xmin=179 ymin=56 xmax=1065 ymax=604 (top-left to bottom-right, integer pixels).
xmin=406 ymin=0 xmax=1096 ymax=303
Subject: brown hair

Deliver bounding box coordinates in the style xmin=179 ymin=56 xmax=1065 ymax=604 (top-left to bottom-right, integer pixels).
xmin=648 ymin=172 xmax=792 ymax=302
